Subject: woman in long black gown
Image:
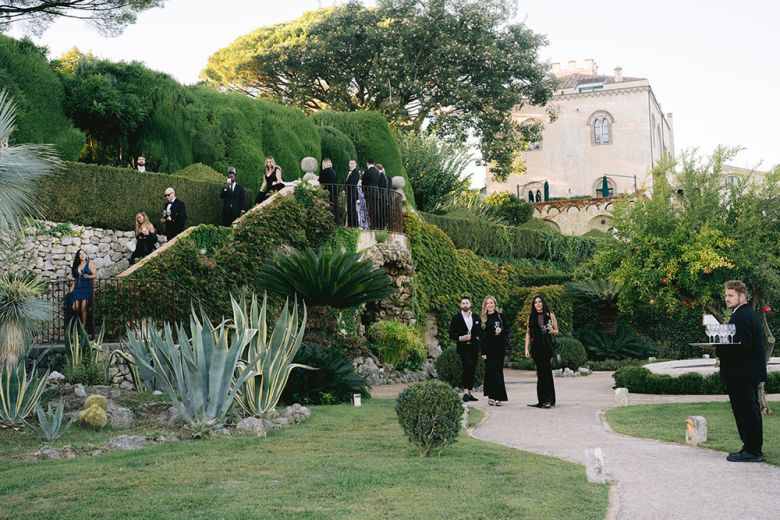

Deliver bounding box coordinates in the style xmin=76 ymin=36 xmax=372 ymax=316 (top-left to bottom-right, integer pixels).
xmin=255 ymin=156 xmax=284 ymax=204
xmin=480 ymin=296 xmax=509 ymax=406
xmin=524 ymin=294 xmax=559 ymax=408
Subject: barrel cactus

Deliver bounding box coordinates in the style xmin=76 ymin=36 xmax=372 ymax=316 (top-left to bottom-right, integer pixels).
xmin=79 ymin=404 xmax=107 ymax=430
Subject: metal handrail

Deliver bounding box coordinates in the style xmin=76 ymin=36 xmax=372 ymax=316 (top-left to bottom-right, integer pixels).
xmin=319 ymin=183 xmax=404 ymax=233
xmin=35 ymin=277 xmax=219 ymax=344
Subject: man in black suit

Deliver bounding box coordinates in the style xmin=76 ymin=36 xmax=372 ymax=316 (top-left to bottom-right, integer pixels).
xmin=722 ymin=280 xmax=767 ymax=462
xmin=362 ymin=158 xmax=380 ymax=228
xmin=318 ymin=158 xmax=339 ymax=224
xmin=220 ymin=167 xmax=245 ymax=226
xmin=344 ymin=159 xmax=361 ymax=227
xmin=376 ymin=163 xmax=390 ymax=229
xmin=449 ymin=295 xmax=482 ymax=402
xmin=161 ymin=187 xmax=187 ymax=240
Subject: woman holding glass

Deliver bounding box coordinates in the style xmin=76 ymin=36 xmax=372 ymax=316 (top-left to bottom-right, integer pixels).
xmin=524 ymin=294 xmax=558 ymax=408
xmin=480 ymin=296 xmax=509 ymax=406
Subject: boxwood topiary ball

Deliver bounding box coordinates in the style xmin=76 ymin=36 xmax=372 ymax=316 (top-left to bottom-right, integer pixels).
xmin=395 ymin=380 xmax=463 ymax=456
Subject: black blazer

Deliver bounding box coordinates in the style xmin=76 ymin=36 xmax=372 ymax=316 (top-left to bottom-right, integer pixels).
xmin=379 ymin=171 xmax=389 ymax=190
xmin=449 ymin=312 xmax=482 ymax=351
xmin=721 ymin=303 xmax=767 ymax=385
xmin=220 ymin=182 xmax=245 ymax=217
xmin=164 ymin=198 xmax=187 ymax=238
xmin=362 ymin=165 xmax=380 ymax=188
xmin=345 ymin=168 xmax=360 ymax=187
xmin=319 ymin=167 xmax=337 ymax=186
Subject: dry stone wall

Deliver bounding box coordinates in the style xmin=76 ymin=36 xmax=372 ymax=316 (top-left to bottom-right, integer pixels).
xmin=3 ymin=220 xmax=165 ymax=281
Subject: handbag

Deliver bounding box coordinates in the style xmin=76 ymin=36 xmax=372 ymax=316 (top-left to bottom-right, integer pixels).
xmin=550 ymin=334 xmax=562 ymax=368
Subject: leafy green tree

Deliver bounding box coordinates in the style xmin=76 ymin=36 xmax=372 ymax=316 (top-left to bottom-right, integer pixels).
xmin=587 ymin=148 xmax=779 ymax=412
xmin=397 ymin=131 xmax=470 ymax=212
xmin=483 ymin=191 xmax=534 ymax=226
xmin=202 ymin=0 xmax=555 ymax=180
xmin=0 ymin=1 xmax=164 ymax=36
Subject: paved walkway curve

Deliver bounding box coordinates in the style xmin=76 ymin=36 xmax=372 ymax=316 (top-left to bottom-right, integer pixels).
xmin=469 ymin=370 xmax=780 ymax=520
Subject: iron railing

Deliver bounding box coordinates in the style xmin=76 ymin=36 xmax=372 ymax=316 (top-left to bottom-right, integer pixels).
xmin=35 ymin=277 xmax=217 ymax=344
xmin=319 ymin=183 xmax=404 ymax=233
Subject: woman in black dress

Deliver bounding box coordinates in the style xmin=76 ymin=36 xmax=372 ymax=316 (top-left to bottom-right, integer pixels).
xmin=255 ymin=156 xmax=284 ymax=204
xmin=130 ymin=212 xmax=158 ymax=264
xmin=524 ymin=294 xmax=559 ymax=408
xmin=480 ymin=295 xmax=509 ymax=406
xmin=70 ymin=249 xmax=96 ymax=326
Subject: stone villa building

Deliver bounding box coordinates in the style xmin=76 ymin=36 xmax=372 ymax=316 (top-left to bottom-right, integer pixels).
xmin=486 ymin=59 xmax=675 ymax=234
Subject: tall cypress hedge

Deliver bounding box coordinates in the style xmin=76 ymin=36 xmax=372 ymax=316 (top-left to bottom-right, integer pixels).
xmin=312 ymin=110 xmax=415 ymax=204
xmin=35 ymin=162 xmax=223 ymax=231
xmin=0 ymin=35 xmax=84 ymax=159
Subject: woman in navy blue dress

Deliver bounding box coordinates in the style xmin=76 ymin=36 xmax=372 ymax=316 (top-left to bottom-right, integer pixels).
xmin=70 ymin=249 xmax=96 ymax=326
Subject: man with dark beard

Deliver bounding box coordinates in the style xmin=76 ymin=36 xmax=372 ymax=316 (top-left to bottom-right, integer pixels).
xmin=449 ymin=296 xmax=482 ymax=402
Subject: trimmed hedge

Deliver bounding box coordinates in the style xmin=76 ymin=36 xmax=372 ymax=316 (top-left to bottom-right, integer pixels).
xmin=420 ymin=212 xmax=601 ymax=264
xmin=312 ymin=110 xmax=415 ymax=204
xmin=319 ymin=125 xmax=357 ymax=185
xmin=172 ymin=163 xmax=225 ymax=183
xmin=396 ymin=380 xmax=463 ymax=456
xmin=557 ymin=335 xmax=588 ymax=370
xmin=613 ymin=366 xmax=780 ymax=395
xmin=0 ymin=35 xmax=84 ymax=159
xmin=35 ymin=162 xmax=223 ymax=231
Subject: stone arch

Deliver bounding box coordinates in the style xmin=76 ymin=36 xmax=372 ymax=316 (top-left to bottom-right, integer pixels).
xmin=587 ymin=110 xmax=616 ymax=145
xmin=540 ymin=219 xmax=561 ymax=233
xmin=586 ymin=214 xmax=613 ymax=233
xmin=592 ymin=177 xmax=617 ymax=198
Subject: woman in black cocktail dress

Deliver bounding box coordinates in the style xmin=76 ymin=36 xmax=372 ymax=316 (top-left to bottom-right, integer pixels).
xmin=525 ymin=294 xmax=558 ymax=408
xmin=480 ymin=295 xmax=509 ymax=406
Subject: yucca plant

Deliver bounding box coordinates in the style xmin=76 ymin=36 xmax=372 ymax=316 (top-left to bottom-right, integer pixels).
xmin=0 ymin=89 xmax=59 ymax=246
xmin=233 ymin=293 xmax=311 ymax=417
xmin=0 ymin=358 xmax=48 ymax=427
xmin=258 ymin=247 xmax=392 ymax=339
xmin=565 ymin=279 xmax=622 ymax=335
xmin=36 ymin=399 xmax=70 ymax=441
xmin=63 ymin=318 xmax=108 ymax=385
xmin=0 ymin=273 xmax=53 ymax=367
xmin=124 ymin=297 xmax=259 ymax=435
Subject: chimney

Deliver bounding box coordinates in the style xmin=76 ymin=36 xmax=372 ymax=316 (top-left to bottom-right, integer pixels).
xmin=551 ymin=62 xmax=560 ymax=75
xmin=614 ymin=66 xmax=623 ymax=82
xmin=583 ymin=58 xmax=596 ymax=75
xmin=567 ymin=60 xmax=577 ymax=71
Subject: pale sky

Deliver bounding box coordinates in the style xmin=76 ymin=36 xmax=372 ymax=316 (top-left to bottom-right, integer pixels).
xmin=8 ymin=0 xmax=779 ymax=184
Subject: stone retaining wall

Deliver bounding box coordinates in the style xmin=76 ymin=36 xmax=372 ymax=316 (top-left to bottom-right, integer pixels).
xmin=4 ymin=220 xmax=166 ymax=281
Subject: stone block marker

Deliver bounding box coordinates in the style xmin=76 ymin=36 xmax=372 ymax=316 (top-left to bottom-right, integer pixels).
xmin=614 ymin=387 xmax=629 ymax=406
xmin=461 ymin=403 xmax=469 ymax=429
xmin=685 ymin=416 xmax=708 ymax=446
xmin=585 ymin=448 xmax=606 ymax=484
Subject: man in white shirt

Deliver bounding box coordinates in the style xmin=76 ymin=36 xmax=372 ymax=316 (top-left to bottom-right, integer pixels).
xmin=449 ymin=296 xmax=482 ymax=402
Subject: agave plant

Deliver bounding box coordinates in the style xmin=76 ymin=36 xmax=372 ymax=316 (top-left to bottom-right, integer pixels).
xmin=36 ymin=399 xmax=70 ymax=441
xmin=0 ymin=273 xmax=53 ymax=367
xmin=258 ymin=247 xmax=392 ymax=338
xmin=124 ymin=297 xmax=259 ymax=434
xmin=576 ymin=324 xmax=656 ymax=360
xmin=233 ymin=293 xmax=311 ymax=417
xmin=65 ymin=318 xmax=104 ymax=371
xmin=565 ymin=279 xmax=622 ymax=335
xmin=0 ymin=358 xmax=48 ymax=427
xmin=0 ymin=89 xmax=59 ymax=243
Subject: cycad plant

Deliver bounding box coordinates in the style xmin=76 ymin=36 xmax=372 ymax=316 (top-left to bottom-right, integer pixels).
xmin=124 ymin=295 xmax=260 ymax=435
xmin=565 ymin=279 xmax=622 ymax=335
xmin=0 ymin=273 xmax=53 ymax=367
xmin=0 ymin=89 xmax=59 ymax=244
xmin=233 ymin=293 xmax=311 ymax=417
xmin=258 ymin=247 xmax=392 ymax=340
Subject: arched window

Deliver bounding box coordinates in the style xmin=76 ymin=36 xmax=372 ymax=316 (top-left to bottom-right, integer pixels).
xmin=535 ymin=190 xmax=542 ymax=202
xmin=588 ymin=111 xmax=615 ymax=145
xmin=528 ymin=191 xmax=534 ymax=202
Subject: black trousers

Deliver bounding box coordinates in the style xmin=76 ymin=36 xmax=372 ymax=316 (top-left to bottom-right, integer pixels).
xmin=533 ymin=350 xmax=556 ymax=405
xmin=457 ymin=344 xmax=478 ymax=391
xmin=727 ymin=382 xmax=763 ymax=455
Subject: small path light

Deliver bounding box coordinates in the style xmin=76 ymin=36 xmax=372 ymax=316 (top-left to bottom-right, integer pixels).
xmin=352 ymin=394 xmax=362 ymax=407
xmin=685 ymin=416 xmax=707 ymax=446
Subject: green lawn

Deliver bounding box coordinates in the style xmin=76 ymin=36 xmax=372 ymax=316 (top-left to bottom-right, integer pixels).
xmin=606 ymin=401 xmax=780 ymax=466
xmin=0 ymin=400 xmax=608 ymax=520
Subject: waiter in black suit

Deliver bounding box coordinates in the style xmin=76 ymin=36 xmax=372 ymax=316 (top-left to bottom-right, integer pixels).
xmin=722 ymin=280 xmax=767 ymax=462
xmin=449 ymin=295 xmax=482 ymax=402
xmin=220 ymin=167 xmax=245 ymax=226
xmin=361 ymin=158 xmax=380 ymax=228
xmin=344 ymin=160 xmax=361 ymax=227
xmin=161 ymin=187 xmax=187 ymax=240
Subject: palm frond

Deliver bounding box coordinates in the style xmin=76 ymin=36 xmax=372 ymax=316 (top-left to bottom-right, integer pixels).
xmin=0 ymin=89 xmax=60 ymax=236
xmin=0 ymin=273 xmax=52 ymax=366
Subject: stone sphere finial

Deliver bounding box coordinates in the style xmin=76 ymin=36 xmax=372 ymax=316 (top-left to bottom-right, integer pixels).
xmin=300 ymin=157 xmax=318 ymax=175
xmin=391 ymin=176 xmax=406 ymax=201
